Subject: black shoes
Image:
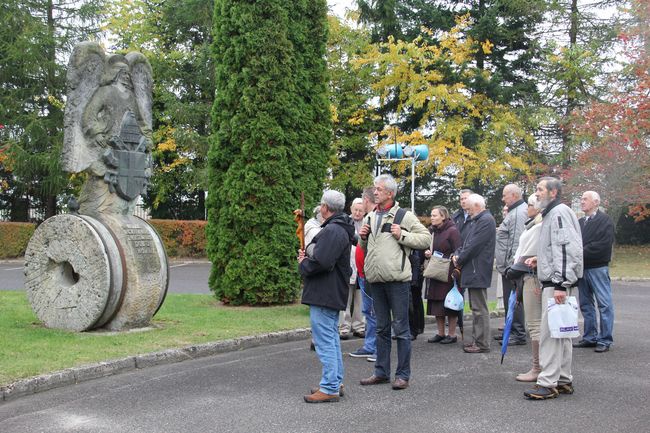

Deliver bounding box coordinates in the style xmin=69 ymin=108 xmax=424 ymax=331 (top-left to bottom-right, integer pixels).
xmin=440 ymin=336 xmax=457 ymax=344
xmin=525 ymin=383 xmax=574 ymax=400
xmin=524 ymin=385 xmax=559 ymax=400
xmin=427 ymin=334 xmax=445 ymax=343
xmin=557 ymin=383 xmax=574 ymax=394
xmin=573 ymin=339 xmax=597 ymax=348
xmin=501 ymin=339 xmax=527 ymax=346
xmin=574 ymin=340 xmax=610 ymax=352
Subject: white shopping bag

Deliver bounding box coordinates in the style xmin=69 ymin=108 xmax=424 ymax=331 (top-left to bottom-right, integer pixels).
xmin=547 ymin=296 xmax=580 ymax=339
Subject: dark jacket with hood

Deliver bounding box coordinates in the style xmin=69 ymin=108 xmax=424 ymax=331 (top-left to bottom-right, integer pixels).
xmin=300 ymin=212 xmax=356 ymax=311
xmin=455 ymin=209 xmax=496 ymax=289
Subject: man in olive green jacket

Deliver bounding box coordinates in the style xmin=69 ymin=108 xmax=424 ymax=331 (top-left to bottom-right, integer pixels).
xmin=358 ymin=174 xmax=431 ymax=390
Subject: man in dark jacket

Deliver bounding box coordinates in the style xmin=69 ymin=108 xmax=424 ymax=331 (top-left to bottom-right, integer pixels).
xmin=299 ymin=190 xmax=356 ymax=403
xmin=574 ymin=191 xmax=615 ymax=353
xmin=452 ymin=194 xmax=496 ymax=353
xmin=451 ymin=189 xmax=473 ymax=242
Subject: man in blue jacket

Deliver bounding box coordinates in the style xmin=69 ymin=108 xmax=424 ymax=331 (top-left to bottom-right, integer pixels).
xmin=573 ymin=191 xmax=615 ymax=353
xmin=299 ymin=190 xmax=356 ymax=403
xmin=452 ymin=194 xmax=496 ymax=354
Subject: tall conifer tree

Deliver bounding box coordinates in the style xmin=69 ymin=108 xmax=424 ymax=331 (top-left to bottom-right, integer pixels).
xmin=0 ymin=0 xmax=104 ymax=220
xmin=208 ymin=0 xmax=330 ymax=305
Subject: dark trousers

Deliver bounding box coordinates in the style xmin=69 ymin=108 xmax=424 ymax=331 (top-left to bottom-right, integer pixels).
xmin=409 ymin=283 xmax=425 ymax=337
xmin=502 ymin=275 xmax=526 ymax=341
xmin=370 ymin=281 xmax=411 ymax=380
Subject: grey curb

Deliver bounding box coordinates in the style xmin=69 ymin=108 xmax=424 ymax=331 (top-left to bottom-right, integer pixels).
xmin=0 ymin=313 xmax=503 ymax=403
xmin=1 ymin=328 xmax=311 ymax=403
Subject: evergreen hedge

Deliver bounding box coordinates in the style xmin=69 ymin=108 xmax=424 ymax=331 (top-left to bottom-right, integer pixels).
xmin=208 ymin=0 xmax=331 ymax=305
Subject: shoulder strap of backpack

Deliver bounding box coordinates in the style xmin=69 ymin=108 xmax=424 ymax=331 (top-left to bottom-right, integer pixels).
xmin=393 ymin=207 xmax=407 ymax=226
xmin=392 ymin=207 xmax=409 ymax=271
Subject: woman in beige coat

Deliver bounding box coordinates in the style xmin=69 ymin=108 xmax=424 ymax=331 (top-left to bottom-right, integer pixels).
xmin=510 ymin=194 xmax=543 ymax=381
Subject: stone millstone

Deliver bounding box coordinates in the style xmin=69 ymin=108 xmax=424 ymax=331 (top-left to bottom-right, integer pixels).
xmin=24 ymin=214 xmax=123 ymax=331
xmin=96 ymin=214 xmax=168 ymax=331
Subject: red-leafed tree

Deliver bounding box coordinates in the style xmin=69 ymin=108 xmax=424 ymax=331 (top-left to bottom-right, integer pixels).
xmin=566 ymin=0 xmax=650 ymax=227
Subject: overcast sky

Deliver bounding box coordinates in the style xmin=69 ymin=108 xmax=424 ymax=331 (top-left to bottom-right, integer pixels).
xmin=328 ymin=0 xmax=354 ymax=18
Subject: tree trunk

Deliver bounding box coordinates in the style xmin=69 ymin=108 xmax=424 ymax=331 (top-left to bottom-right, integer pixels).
xmin=45 ymin=194 xmax=57 ymax=219
xmin=561 ymin=0 xmax=579 ymax=168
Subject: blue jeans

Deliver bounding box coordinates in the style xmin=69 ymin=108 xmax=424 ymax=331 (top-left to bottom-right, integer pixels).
xmin=310 ymin=305 xmax=344 ymax=395
xmin=359 ymin=277 xmax=376 ymax=354
xmin=369 ymin=281 xmax=411 ymax=380
xmin=578 ymin=266 xmax=614 ymax=347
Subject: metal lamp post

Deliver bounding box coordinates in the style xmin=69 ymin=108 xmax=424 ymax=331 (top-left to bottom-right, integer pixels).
xmin=376 ymin=144 xmax=429 ymax=212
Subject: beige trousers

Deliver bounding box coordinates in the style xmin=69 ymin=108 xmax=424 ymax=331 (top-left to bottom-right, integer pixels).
xmin=339 ymin=283 xmax=365 ymax=334
xmin=537 ymin=286 xmax=573 ymax=388
xmin=522 ymin=275 xmax=542 ymax=341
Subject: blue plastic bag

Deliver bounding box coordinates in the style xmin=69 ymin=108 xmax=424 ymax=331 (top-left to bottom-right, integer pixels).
xmin=444 ymin=280 xmax=464 ymax=311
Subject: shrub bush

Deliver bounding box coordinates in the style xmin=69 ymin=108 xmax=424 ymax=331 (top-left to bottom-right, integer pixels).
xmin=0 ymin=222 xmax=36 ymax=258
xmin=0 ymin=220 xmax=207 ymax=259
xmin=148 ymin=219 xmax=207 ymax=258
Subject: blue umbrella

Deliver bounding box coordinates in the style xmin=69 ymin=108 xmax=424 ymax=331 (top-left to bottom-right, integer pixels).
xmin=500 ymin=290 xmax=518 ymax=365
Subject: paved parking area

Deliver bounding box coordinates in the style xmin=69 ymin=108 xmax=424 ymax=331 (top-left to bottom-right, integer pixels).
xmin=1 ymin=281 xmax=648 ymax=433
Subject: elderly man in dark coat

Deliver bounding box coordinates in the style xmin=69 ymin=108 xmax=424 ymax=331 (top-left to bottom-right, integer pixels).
xmin=298 ymin=190 xmax=356 ymax=403
xmin=452 ymin=194 xmax=496 ymax=353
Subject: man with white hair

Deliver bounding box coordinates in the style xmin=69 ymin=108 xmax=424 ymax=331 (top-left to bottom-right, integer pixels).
xmin=573 ymin=191 xmax=615 ymax=353
xmin=452 ymin=193 xmax=496 ymax=353
xmin=358 ymin=174 xmax=431 ymax=390
xmin=339 ymin=198 xmax=366 ymax=339
xmin=349 ymin=187 xmax=379 ymax=361
xmin=299 ymin=190 xmax=356 ymax=403
xmin=495 ymin=184 xmax=529 ymax=346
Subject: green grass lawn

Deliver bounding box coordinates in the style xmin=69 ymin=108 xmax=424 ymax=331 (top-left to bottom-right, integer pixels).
xmin=610 ymin=245 xmax=650 ymax=278
xmin=0 ymin=291 xmax=310 ymax=385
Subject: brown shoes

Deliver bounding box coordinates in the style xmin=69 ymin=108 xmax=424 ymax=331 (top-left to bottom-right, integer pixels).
xmin=463 ymin=344 xmax=490 ymax=353
xmin=392 ymin=378 xmax=409 ymax=390
xmin=310 ymin=384 xmax=344 ymax=397
xmin=360 ymin=375 xmax=390 ymax=386
xmin=304 ymin=390 xmax=340 ymax=403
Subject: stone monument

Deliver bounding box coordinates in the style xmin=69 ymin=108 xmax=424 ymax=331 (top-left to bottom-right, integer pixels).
xmin=24 ymin=42 xmax=168 ymax=331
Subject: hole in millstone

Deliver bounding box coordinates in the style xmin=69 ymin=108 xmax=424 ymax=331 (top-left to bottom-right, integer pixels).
xmin=54 ymin=261 xmax=80 ymax=288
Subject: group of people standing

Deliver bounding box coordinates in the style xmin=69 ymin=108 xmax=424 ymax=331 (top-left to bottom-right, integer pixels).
xmin=297 ymin=174 xmax=616 ymax=403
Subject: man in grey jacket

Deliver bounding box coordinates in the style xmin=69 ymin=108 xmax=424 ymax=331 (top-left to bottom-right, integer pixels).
xmin=524 ymin=177 xmax=583 ymax=400
xmin=495 ymin=184 xmax=528 ymax=346
xmin=358 ymin=174 xmax=431 ymax=390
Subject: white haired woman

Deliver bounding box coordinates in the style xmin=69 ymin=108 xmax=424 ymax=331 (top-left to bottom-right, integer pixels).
xmin=507 ymin=194 xmax=543 ymax=382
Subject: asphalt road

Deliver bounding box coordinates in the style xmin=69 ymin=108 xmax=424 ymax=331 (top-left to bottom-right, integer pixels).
xmin=1 ymin=280 xmax=648 ymax=433
xmin=0 ymin=260 xmax=211 ymax=294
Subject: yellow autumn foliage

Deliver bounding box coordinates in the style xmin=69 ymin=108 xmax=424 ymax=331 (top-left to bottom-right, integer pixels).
xmin=355 ymin=15 xmax=533 ymax=186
